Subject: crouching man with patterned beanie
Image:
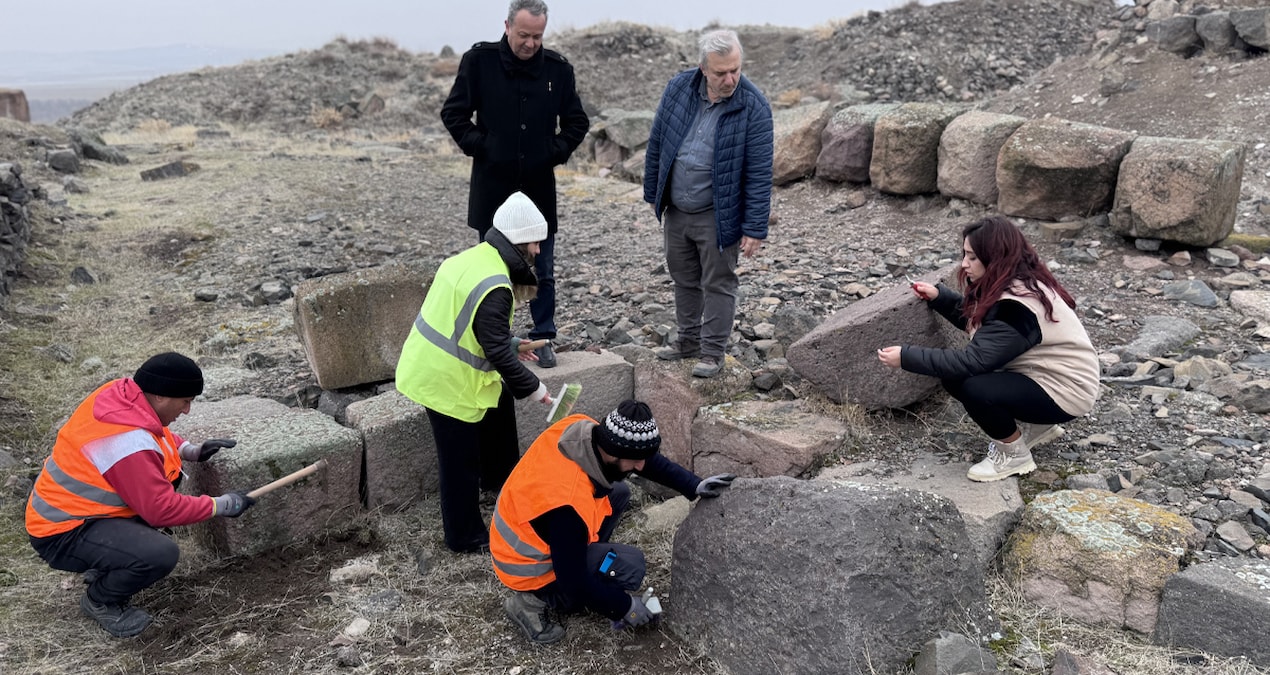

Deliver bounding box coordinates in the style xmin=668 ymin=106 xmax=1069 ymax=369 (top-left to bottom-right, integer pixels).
xmin=26 ymin=352 xmax=257 ymax=638
xmin=490 ymin=399 xmax=736 ymax=644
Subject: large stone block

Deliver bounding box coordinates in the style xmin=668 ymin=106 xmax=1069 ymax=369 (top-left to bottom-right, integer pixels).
xmin=870 ymin=103 xmax=966 ymax=195
xmin=1153 ymin=558 xmax=1270 ymax=667
xmin=1001 ymin=490 xmax=1203 ymax=634
xmin=633 ymin=363 xmax=702 ymax=471
xmin=593 ymin=108 xmax=655 ymax=151
xmin=820 ymin=451 xmax=1024 ymax=572
xmin=787 ymin=266 xmax=964 ymax=409
xmin=671 ymin=477 xmax=995 ymax=675
xmin=997 ymin=118 xmax=1135 ymax=221
xmin=345 ymin=390 xmax=436 ymax=510
xmin=772 ymin=101 xmax=833 ymax=186
xmin=937 ymin=111 xmax=1026 ymax=205
xmin=1147 ymin=16 xmax=1201 ymax=55
xmin=294 ymin=264 xmax=429 ymax=390
xmin=1231 ymin=8 xmax=1270 ymax=49
xmin=514 ymin=348 xmax=633 ymax=451
xmin=1110 ymin=136 xmax=1245 ymax=247
xmin=691 ymin=400 xmax=847 ymax=478
xmin=174 ymin=396 xmax=363 ymax=557
xmin=816 ymin=103 xmax=899 ymax=184
xmin=0 ymin=89 xmax=30 ymax=123
xmin=1196 ymin=12 xmax=1240 ymax=53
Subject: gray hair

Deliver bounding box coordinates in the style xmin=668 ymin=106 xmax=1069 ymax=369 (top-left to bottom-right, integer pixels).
xmin=698 ymin=29 xmax=743 ymax=67
xmin=507 ymin=0 xmax=548 ymax=24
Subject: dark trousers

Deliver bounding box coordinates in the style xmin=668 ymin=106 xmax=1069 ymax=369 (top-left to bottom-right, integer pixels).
xmin=476 ymin=229 xmax=556 ymax=340
xmin=529 ymin=232 xmax=556 ymax=340
xmin=537 ymin=481 xmax=646 ymax=612
xmin=664 ymin=206 xmax=739 ymax=358
xmin=942 ymin=372 xmax=1075 ymax=441
xmin=30 ymin=517 xmax=179 ymax=606
xmin=426 ymin=386 xmax=521 ymax=552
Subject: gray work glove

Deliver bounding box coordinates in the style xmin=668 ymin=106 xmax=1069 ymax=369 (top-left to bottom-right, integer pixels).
xmin=622 ymin=595 xmax=656 ymax=628
xmin=695 ymin=474 xmax=736 ymax=498
xmin=213 ymin=491 xmax=257 ymax=518
xmin=193 ymin=438 xmax=236 ymax=462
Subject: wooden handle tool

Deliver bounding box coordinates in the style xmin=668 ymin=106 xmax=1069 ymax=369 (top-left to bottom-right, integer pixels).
xmin=246 ymin=459 xmax=328 ymax=499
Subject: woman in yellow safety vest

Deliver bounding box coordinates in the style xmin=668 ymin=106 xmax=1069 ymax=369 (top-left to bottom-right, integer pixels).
xmin=396 ymin=192 xmax=555 ymax=553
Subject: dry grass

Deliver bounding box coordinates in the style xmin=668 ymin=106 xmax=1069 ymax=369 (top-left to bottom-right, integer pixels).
xmin=985 ymin=575 xmax=1267 ymax=674
xmin=135 ymin=118 xmax=172 ymax=135
xmin=309 ymin=106 xmax=344 ymax=129
xmin=772 ymin=89 xmax=803 ymax=108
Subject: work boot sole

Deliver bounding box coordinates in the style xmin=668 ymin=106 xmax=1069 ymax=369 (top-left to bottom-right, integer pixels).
xmin=656 ymin=349 xmax=699 ymax=361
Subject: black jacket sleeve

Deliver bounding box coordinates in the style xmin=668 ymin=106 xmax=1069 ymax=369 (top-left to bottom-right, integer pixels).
xmin=635 ymin=454 xmax=701 ymax=500
xmin=928 ymin=283 xmax=968 ymax=331
xmin=531 ymin=507 xmax=630 ymax=620
xmin=901 ymin=299 xmax=1041 ymax=380
xmin=551 ymin=64 xmax=589 ymax=165
xmin=471 ymin=288 xmax=540 ymax=399
xmin=440 ymin=50 xmax=484 ymax=158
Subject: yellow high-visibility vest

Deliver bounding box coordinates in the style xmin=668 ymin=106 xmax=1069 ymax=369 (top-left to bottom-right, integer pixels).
xmin=396 ymin=243 xmax=512 ymax=422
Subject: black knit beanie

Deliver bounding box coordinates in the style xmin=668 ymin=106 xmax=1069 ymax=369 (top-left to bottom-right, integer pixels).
xmin=133 ymin=352 xmax=204 ymax=398
xmin=593 ymin=399 xmax=661 ymax=460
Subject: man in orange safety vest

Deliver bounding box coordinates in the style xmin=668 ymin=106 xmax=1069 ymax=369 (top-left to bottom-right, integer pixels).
xmin=490 ymin=398 xmax=736 ymax=644
xmin=26 ymin=352 xmax=256 ymax=638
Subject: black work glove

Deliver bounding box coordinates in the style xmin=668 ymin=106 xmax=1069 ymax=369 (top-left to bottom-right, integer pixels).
xmin=622 ymin=596 xmax=656 ymax=628
xmin=213 ymin=491 xmax=256 ymax=518
xmin=189 ymin=438 xmax=236 ymax=462
xmin=695 ymin=474 xmax=736 ymax=498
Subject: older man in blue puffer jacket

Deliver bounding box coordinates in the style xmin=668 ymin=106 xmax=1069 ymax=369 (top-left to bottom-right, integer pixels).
xmin=643 ymin=28 xmax=774 ymax=379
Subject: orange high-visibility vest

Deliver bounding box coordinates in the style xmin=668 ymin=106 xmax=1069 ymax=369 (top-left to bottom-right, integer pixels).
xmin=490 ymin=414 xmax=612 ymax=590
xmin=25 ymin=381 xmax=183 ymax=538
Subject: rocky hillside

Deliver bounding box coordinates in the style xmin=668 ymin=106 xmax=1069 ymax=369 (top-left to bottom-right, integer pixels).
xmin=64 ymin=0 xmax=1114 ymax=134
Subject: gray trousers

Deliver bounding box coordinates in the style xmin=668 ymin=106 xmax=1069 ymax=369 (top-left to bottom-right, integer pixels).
xmin=663 ymin=206 xmax=740 ymax=358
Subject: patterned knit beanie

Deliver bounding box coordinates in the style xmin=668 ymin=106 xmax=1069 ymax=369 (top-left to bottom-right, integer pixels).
xmin=593 ymin=399 xmax=661 ymax=460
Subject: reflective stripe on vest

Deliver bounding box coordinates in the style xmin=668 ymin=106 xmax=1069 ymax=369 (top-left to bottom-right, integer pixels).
xmin=25 ymin=380 xmax=183 ymax=538
xmin=490 ymin=414 xmax=612 ymax=591
xmin=489 ymin=510 xmax=554 ymax=577
xmin=27 ymin=457 xmax=128 ymax=524
xmin=412 ymin=272 xmax=509 ymax=372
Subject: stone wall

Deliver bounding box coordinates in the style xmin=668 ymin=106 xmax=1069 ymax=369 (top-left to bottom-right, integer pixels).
xmin=0 ymin=89 xmax=30 ymax=123
xmin=0 ymin=162 xmax=32 ymax=301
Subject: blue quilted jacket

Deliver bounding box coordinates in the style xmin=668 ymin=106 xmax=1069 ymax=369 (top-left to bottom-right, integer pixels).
xmin=643 ymin=68 xmax=773 ymax=249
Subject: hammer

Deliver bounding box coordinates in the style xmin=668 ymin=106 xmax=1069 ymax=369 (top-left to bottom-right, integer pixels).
xmin=246 ymin=459 xmax=328 ymax=499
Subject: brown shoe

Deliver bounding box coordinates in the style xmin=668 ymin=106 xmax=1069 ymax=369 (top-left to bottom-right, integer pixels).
xmin=691 ymin=355 xmax=722 ymax=378
xmin=654 ymin=341 xmax=699 ymax=361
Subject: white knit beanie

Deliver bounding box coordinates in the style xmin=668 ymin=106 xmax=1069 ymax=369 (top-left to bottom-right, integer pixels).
xmin=492 ymin=192 xmax=548 ymax=244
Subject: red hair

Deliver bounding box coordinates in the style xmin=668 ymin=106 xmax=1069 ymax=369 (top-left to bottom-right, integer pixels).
xmin=957 ymin=216 xmax=1076 ymax=328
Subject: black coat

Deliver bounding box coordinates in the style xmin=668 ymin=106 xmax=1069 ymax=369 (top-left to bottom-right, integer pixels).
xmin=901 ymin=283 xmax=1042 ymax=380
xmin=440 ymin=36 xmax=590 ymax=236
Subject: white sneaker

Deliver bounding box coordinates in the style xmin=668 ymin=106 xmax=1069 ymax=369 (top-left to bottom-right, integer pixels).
xmin=1018 ymin=422 xmax=1064 ymax=449
xmin=967 ymin=438 xmax=1035 ymax=482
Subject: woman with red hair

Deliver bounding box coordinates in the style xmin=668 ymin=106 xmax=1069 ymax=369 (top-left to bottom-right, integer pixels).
xmin=878 ymin=216 xmax=1099 ymax=482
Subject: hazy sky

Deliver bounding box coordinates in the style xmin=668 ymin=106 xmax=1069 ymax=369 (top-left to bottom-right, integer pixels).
xmin=5 ymin=0 xmax=934 ymax=56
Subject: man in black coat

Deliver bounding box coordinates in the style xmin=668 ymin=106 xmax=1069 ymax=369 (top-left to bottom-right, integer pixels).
xmin=441 ymin=0 xmax=590 ymax=369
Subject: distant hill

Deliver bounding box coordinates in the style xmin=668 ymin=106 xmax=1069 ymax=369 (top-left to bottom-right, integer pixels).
xmin=1 ymin=44 xmax=279 ymax=122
